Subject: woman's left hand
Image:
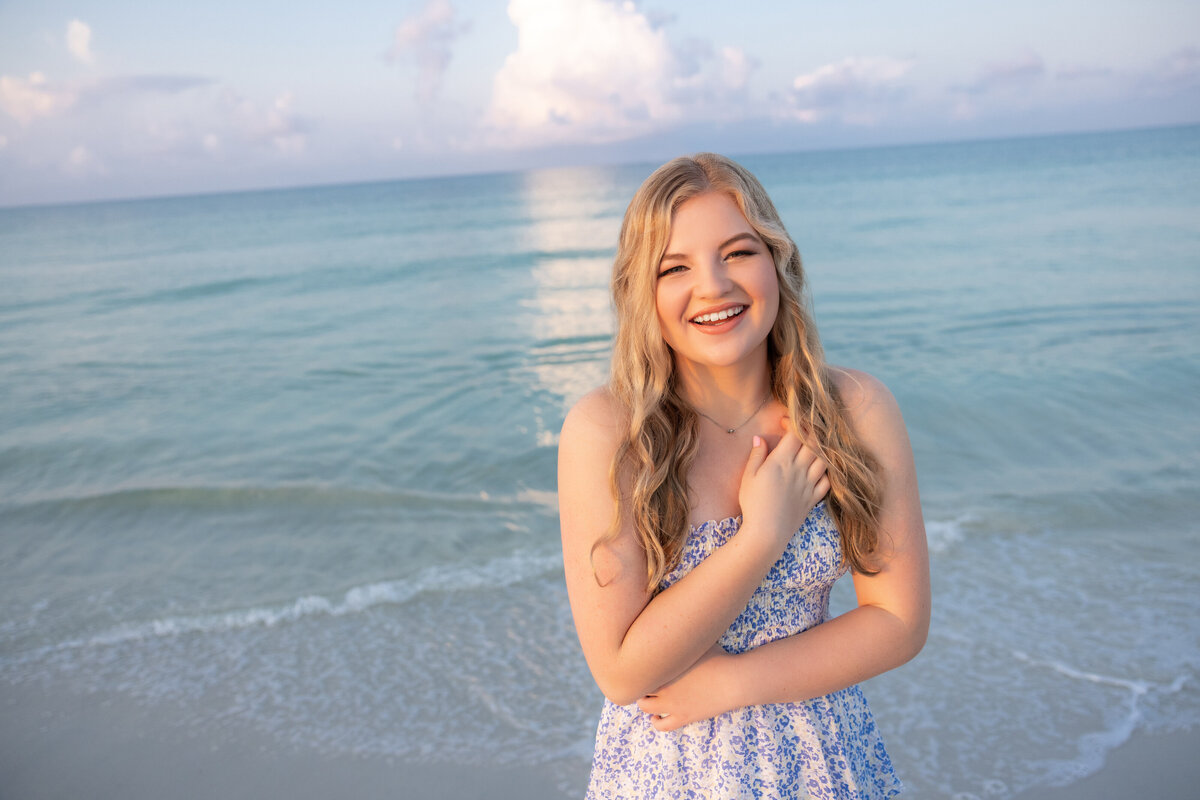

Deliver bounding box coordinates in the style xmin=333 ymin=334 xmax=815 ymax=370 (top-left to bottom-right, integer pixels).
xmin=636 ymin=643 xmax=738 ymax=731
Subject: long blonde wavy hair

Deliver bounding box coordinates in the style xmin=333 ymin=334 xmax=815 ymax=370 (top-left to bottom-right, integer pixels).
xmin=604 ymin=153 xmax=884 ymax=591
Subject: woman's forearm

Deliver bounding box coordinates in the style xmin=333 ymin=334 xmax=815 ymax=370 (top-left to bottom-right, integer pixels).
xmin=637 ymin=599 xmax=928 ymax=729
xmin=727 ymin=602 xmax=928 ymax=707
xmin=592 ymin=517 xmax=788 ymax=705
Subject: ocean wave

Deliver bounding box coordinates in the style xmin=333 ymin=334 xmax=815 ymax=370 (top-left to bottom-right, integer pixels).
xmin=0 ymin=482 xmax=551 ymax=516
xmin=94 ymin=274 xmax=285 ymax=313
xmin=938 ymin=298 xmax=1193 ymax=338
xmin=925 ymin=516 xmax=970 ymax=553
xmin=43 ymin=551 xmax=562 ymax=652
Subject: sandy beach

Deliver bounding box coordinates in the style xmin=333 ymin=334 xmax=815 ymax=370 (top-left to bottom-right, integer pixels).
xmin=1 ymin=683 xmax=581 ymax=800
xmin=4 ymin=678 xmax=1196 ymax=799
xmin=1013 ymin=728 xmax=1200 ymax=800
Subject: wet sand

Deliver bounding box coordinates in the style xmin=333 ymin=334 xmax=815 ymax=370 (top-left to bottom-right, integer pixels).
xmin=0 ymin=683 xmax=577 ymax=800
xmin=1013 ymin=727 xmax=1200 ymax=800
xmin=3 ymin=679 xmax=1195 ymax=799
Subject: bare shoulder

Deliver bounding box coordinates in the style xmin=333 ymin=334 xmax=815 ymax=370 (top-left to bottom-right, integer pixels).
xmin=558 ymin=385 xmax=626 ymax=514
xmin=830 ymin=367 xmax=900 ymax=425
xmin=558 ymin=387 xmax=637 ymax=580
xmin=828 ymin=366 xmax=912 ymax=463
xmin=560 ymin=386 xmax=625 ymax=452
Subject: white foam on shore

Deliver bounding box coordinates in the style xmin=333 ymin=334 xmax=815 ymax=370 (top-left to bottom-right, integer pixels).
xmin=1012 ymin=649 xmax=1191 ymax=786
xmin=925 ymin=515 xmax=969 ymax=553
xmin=47 ymin=551 xmax=562 ymax=653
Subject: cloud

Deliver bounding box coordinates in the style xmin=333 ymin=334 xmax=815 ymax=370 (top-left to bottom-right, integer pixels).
xmin=486 ymin=0 xmax=756 ymax=146
xmin=0 ymin=72 xmax=79 ymax=124
xmin=219 ymin=89 xmax=309 ymax=155
xmin=720 ymin=47 xmax=754 ymax=92
xmin=1056 ymin=64 xmax=1113 ymax=81
xmin=671 ymin=38 xmax=757 ymax=101
xmin=63 ymin=144 xmax=105 ymax=176
xmin=388 ymin=0 xmax=469 ymax=104
xmin=2 ymin=66 xmax=306 ymax=175
xmin=67 ymin=19 xmax=94 ymax=66
xmin=266 ymin=93 xmax=307 ymax=155
xmin=958 ymin=50 xmax=1045 ymax=95
xmin=97 ymin=75 xmax=215 ymax=95
xmin=100 ymin=86 xmax=309 ymax=161
xmin=487 ymin=0 xmax=677 ymax=143
xmin=0 ymin=70 xmax=214 ymax=126
xmin=1150 ymin=45 xmax=1200 ymax=91
xmin=785 ymin=56 xmax=914 ymax=124
xmin=947 ymin=50 xmax=1047 ymax=120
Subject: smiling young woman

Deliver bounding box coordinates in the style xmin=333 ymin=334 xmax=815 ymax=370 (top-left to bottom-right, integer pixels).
xmin=558 ymin=154 xmax=929 ymax=799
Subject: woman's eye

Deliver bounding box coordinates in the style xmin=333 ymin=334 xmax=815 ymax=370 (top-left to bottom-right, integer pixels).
xmin=725 ymin=249 xmax=755 ymax=260
xmin=658 ymin=264 xmax=687 ymax=277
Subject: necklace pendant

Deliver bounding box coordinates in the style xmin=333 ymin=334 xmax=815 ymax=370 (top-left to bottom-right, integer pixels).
xmin=726 ymin=428 xmax=735 ymax=434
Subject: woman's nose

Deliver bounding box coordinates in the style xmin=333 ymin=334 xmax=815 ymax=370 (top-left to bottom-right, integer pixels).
xmin=695 ymin=259 xmax=733 ymax=297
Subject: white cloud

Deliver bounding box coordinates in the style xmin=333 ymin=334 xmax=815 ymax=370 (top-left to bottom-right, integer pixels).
xmin=486 ymin=0 xmax=755 ymax=146
xmin=67 ymin=19 xmax=94 ymax=66
xmin=388 ymin=0 xmax=469 ymax=105
xmin=270 ymin=93 xmax=307 ymax=155
xmin=793 ymin=57 xmax=913 ymax=93
xmin=670 ymin=38 xmax=756 ymax=105
xmin=222 ymin=90 xmax=308 ymax=155
xmin=0 ymin=72 xmax=78 ymax=124
xmin=4 ymin=72 xmax=308 ymax=172
xmin=63 ymin=144 xmax=105 ymax=176
xmin=786 ymin=56 xmax=914 ymax=124
xmin=0 ymin=71 xmax=212 ymax=127
xmin=720 ymin=46 xmax=753 ymax=92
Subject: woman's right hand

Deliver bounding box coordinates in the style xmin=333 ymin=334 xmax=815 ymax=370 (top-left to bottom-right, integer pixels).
xmin=738 ymin=424 xmax=830 ymax=549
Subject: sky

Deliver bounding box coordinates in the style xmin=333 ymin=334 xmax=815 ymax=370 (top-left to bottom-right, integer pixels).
xmin=1 ymin=0 xmax=1198 ymax=206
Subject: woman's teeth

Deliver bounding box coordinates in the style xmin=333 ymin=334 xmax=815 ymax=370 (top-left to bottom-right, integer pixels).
xmin=692 ymin=306 xmax=745 ymax=324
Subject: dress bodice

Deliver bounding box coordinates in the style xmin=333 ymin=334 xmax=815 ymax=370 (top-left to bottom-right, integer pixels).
xmin=661 ymin=502 xmax=847 ymax=654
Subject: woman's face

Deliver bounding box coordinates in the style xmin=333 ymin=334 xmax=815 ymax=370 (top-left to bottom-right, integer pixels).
xmin=654 ymin=191 xmax=780 ymax=372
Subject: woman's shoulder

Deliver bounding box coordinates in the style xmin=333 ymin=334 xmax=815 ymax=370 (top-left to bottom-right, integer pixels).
xmin=560 ymin=386 xmax=626 ymax=451
xmin=829 ymin=366 xmax=891 ymax=405
xmin=827 ymin=366 xmax=911 ymax=455
xmin=557 ymin=387 xmax=627 ymax=537
xmin=827 ymin=366 xmax=904 ymax=432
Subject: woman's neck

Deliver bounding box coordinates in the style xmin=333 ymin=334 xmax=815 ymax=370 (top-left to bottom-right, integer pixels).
xmin=673 ymin=354 xmax=773 ymax=425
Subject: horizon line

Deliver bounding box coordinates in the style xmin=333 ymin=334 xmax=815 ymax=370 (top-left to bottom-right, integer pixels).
xmin=3 ymin=120 xmax=1196 ymax=213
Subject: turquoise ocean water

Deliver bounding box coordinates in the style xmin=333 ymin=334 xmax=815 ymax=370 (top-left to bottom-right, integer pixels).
xmin=2 ymin=126 xmax=1199 ymax=798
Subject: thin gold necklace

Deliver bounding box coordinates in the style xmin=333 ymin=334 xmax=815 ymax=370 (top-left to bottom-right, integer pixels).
xmin=693 ymin=394 xmax=771 ymax=434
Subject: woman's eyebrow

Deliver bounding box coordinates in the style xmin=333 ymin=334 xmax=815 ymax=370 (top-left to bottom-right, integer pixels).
xmin=660 ymin=232 xmax=761 ymax=264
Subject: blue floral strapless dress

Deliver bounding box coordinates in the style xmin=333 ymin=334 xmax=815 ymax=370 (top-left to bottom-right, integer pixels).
xmin=585 ymin=503 xmax=902 ymax=799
